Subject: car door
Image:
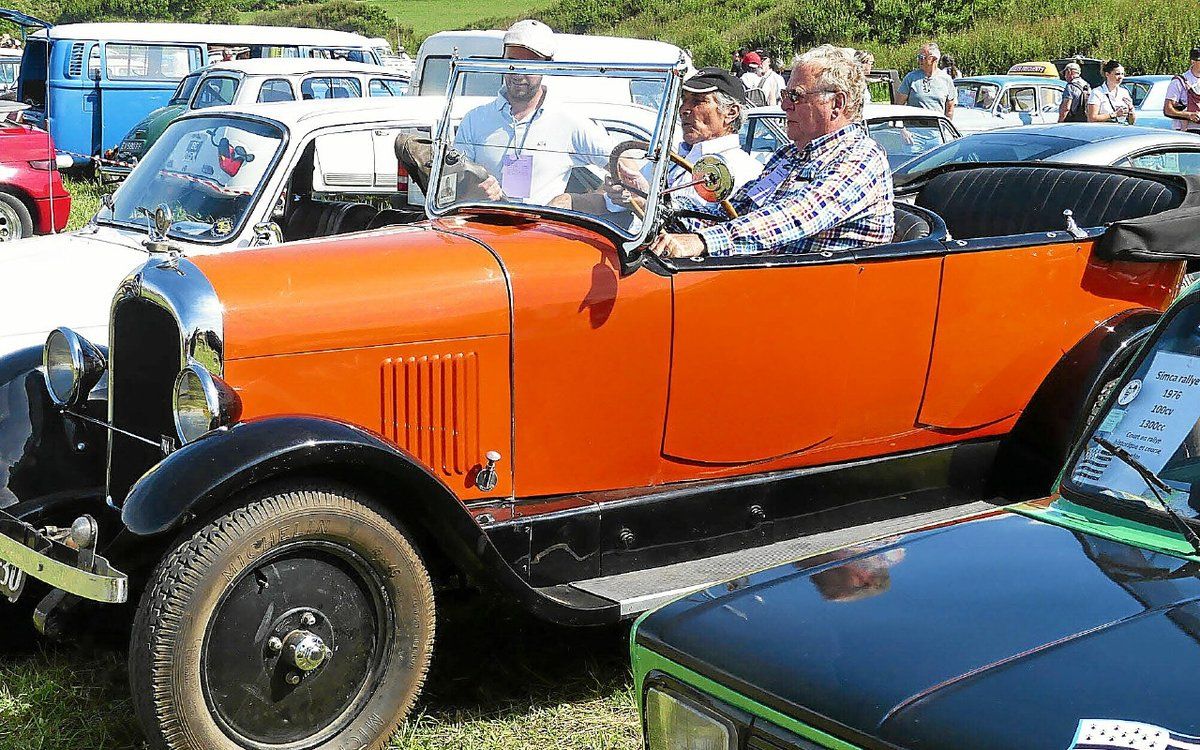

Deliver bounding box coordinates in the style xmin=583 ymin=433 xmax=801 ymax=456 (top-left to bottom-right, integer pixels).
xmin=1037 ymin=86 xmax=1062 ymax=124
xmin=662 ymin=251 xmax=942 ymax=465
xmin=998 ymin=85 xmax=1037 ymax=126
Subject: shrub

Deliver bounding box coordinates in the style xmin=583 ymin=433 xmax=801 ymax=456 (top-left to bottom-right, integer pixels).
xmin=247 ymin=0 xmax=393 ymax=39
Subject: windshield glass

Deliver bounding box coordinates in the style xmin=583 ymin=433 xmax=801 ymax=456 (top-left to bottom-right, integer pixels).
xmin=867 ymin=116 xmax=954 ymax=169
xmin=892 ymin=132 xmax=1089 ymax=179
xmin=1122 ymin=81 xmax=1153 ymax=108
xmin=1067 ymin=301 xmax=1200 ymax=519
xmin=192 ymin=75 xmax=239 ymax=109
xmin=430 ymin=60 xmax=677 ymax=247
xmin=99 ymin=115 xmax=284 ymax=242
xmin=956 ymin=82 xmax=1000 ymax=110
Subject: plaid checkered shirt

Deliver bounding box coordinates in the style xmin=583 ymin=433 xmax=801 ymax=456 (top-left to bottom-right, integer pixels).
xmin=693 ymin=121 xmax=894 ymax=256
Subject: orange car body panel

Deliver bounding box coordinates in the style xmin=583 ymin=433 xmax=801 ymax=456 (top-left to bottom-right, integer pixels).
xmin=194 ymin=223 xmax=513 ymax=499
xmin=918 ymin=241 xmax=1181 ymax=429
xmin=191 ymin=216 xmax=1181 ymax=506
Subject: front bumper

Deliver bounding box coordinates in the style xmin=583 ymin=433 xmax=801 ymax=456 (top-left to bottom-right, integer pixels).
xmin=0 ymin=509 xmax=127 ymax=604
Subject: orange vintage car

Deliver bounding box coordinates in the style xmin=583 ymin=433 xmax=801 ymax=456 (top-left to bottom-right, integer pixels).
xmin=0 ymin=59 xmax=1195 ymax=748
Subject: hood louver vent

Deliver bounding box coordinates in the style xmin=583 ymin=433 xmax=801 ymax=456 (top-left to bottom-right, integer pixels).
xmin=381 ymin=353 xmax=480 ymax=477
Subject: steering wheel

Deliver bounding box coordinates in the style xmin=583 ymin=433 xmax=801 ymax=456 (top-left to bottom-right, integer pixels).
xmin=608 ymin=139 xmax=738 ymax=221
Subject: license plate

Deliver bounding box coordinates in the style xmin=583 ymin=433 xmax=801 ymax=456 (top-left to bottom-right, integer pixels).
xmin=119 ymin=139 xmax=142 ymax=153
xmin=0 ymin=559 xmax=26 ymax=603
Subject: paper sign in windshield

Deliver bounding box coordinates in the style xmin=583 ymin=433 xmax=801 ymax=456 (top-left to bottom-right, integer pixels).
xmin=1073 ymin=350 xmax=1200 ymax=503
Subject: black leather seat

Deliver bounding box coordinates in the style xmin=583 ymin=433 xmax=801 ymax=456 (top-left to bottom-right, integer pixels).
xmin=915 ymin=165 xmax=1183 ymax=240
xmin=893 ymin=205 xmax=931 ymax=242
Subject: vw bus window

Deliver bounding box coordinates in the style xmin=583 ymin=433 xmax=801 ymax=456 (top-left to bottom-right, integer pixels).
xmin=106 ymin=44 xmax=202 ymax=81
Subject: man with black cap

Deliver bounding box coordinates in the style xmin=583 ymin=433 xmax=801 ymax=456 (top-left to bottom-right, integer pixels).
xmin=559 ymin=67 xmax=761 ymax=216
xmin=1164 ymin=47 xmax=1200 ymax=132
xmin=453 ymin=20 xmax=612 ymax=204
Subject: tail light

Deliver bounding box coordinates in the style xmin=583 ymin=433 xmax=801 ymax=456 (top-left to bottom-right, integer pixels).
xmin=28 ymin=159 xmax=57 ymax=171
xmin=396 ymin=161 xmax=409 ymax=198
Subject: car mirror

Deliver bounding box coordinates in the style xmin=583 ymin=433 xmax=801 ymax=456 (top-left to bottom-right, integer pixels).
xmin=252 ymin=221 xmax=283 ymax=247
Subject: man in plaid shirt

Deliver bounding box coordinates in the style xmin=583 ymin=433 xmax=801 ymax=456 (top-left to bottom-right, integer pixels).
xmin=651 ymin=45 xmax=894 ymax=258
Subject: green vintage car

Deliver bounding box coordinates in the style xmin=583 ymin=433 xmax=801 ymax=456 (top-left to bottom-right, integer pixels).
xmin=630 ymin=278 xmax=1200 ymax=750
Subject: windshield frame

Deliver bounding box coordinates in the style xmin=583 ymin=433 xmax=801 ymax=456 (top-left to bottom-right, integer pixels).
xmin=97 ymin=111 xmax=290 ymax=245
xmin=426 ymin=57 xmax=685 ymax=263
xmin=1058 ymin=289 xmax=1200 ymax=535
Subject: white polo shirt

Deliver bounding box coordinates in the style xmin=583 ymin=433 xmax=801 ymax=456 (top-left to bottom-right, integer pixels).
xmin=664 ymin=134 xmax=765 ymax=207
xmin=453 ymin=90 xmax=613 ymax=205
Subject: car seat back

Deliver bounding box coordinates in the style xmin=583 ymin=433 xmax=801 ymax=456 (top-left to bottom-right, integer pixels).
xmin=916 ymin=165 xmax=1183 ymax=239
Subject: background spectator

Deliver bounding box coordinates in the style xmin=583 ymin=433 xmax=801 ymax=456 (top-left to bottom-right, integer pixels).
xmin=1058 ymin=62 xmax=1091 ymax=122
xmin=854 ymin=49 xmax=875 ymax=104
xmin=1087 ymin=59 xmax=1135 ymax=124
xmin=1164 ymin=47 xmax=1200 ymax=132
xmin=898 ymin=42 xmax=955 ymax=118
xmin=940 ymin=53 xmax=961 ymax=79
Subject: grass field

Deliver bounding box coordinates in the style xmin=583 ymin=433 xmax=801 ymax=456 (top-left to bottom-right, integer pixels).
xmin=364 ymin=0 xmax=551 ymax=42
xmin=0 ymin=595 xmax=640 ymax=750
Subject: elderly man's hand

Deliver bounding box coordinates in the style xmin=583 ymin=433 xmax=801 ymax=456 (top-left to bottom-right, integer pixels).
xmin=650 ymin=232 xmax=706 ymax=259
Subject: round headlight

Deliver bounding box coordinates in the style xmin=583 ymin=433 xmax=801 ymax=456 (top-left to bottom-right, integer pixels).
xmin=172 ymin=362 xmax=241 ymax=445
xmin=43 ymin=327 xmax=106 ymax=408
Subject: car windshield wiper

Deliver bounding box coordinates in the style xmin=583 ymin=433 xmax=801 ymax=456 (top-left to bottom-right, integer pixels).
xmin=1093 ymin=436 xmax=1200 ymax=556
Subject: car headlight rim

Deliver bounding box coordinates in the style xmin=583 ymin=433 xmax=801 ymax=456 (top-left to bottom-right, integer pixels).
xmin=644 ymin=686 xmax=736 ymax=750
xmin=43 ymin=327 xmax=106 ymax=409
xmin=172 ymin=362 xmax=241 ymax=445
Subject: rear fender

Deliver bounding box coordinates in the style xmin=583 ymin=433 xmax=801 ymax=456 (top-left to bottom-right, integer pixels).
xmin=119 ymin=416 xmax=619 ymax=625
xmin=993 ymin=308 xmax=1159 ymax=495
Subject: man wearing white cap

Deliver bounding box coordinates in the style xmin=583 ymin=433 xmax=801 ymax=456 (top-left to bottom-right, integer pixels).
xmin=453 ymin=20 xmax=613 ymax=205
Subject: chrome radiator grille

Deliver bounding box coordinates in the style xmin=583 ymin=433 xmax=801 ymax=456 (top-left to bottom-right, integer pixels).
xmin=107 ymin=297 xmax=182 ymax=503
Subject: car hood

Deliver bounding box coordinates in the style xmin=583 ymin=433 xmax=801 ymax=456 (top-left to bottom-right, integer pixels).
xmin=636 ymin=511 xmax=1200 ymax=750
xmin=0 ymin=229 xmax=147 ymax=356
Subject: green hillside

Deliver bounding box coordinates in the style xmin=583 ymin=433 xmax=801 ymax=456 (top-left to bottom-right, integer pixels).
xmin=364 ymin=0 xmax=551 ymax=41
xmin=478 ymin=0 xmax=1198 ymax=75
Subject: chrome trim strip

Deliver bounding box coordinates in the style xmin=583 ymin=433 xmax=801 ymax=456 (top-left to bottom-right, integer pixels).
xmin=0 ymin=527 xmax=127 ymax=604
xmin=107 ymin=256 xmax=225 ymax=501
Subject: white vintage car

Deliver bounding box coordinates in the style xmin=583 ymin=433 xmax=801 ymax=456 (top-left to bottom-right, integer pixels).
xmin=0 ymin=91 xmax=659 ymax=357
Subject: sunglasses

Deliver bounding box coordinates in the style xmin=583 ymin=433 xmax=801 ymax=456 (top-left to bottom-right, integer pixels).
xmin=782 ymin=86 xmax=837 ymax=104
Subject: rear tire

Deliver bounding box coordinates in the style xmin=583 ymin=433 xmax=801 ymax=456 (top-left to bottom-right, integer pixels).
xmin=129 ymin=482 xmax=435 ymax=750
xmin=0 ymin=192 xmax=33 ymax=241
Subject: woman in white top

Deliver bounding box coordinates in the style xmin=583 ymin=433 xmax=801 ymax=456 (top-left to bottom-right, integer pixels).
xmin=1087 ymin=59 xmax=1136 ymax=124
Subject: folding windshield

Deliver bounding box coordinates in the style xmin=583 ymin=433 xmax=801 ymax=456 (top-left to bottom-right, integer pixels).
xmin=427 ymin=58 xmax=682 ymax=254
xmin=98 ymin=115 xmax=284 ymax=243
xmin=1066 ymin=300 xmax=1200 ymax=519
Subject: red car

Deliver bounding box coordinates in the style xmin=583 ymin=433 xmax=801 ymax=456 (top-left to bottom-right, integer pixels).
xmin=0 ymin=102 xmax=69 ymax=241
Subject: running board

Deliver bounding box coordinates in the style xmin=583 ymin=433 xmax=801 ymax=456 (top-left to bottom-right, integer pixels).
xmin=569 ymin=500 xmax=998 ymax=617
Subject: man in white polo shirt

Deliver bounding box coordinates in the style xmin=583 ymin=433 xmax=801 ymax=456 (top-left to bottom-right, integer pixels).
xmin=452 ymin=20 xmax=613 ymax=205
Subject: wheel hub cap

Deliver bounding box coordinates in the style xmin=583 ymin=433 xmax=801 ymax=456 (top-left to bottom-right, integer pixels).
xmin=283 ymin=629 xmax=330 ymax=672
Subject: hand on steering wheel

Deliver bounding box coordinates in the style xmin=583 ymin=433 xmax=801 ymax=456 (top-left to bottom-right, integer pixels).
xmin=607 ymin=139 xmax=738 ymax=220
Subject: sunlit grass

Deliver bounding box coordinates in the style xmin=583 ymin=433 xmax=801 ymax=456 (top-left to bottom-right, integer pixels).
xmin=0 ymin=596 xmax=641 ymax=750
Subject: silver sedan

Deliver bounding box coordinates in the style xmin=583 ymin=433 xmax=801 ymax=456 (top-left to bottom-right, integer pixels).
xmin=893 ymin=122 xmax=1200 ymax=184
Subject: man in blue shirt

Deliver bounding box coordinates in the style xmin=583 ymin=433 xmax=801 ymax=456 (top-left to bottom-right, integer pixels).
xmin=897 ymin=42 xmax=956 ymax=119
xmin=452 ymin=20 xmax=612 ymax=205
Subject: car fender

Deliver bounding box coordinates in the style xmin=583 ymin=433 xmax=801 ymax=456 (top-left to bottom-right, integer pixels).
xmin=119 ymin=415 xmax=620 ymax=625
xmin=0 ymin=345 xmax=107 ymax=515
xmin=993 ymin=307 xmax=1160 ymax=495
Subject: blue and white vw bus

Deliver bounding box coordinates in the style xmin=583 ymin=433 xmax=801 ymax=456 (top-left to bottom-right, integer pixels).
xmin=6 ymin=18 xmax=381 ymax=167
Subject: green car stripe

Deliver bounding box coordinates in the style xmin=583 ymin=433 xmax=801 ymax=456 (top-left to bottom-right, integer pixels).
xmin=630 ymin=643 xmax=863 ymax=750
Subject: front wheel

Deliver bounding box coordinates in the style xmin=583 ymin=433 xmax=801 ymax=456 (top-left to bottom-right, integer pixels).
xmin=130 ymin=482 xmax=435 ymax=750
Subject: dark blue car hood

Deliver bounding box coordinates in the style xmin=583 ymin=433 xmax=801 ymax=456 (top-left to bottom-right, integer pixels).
xmin=636 ymin=511 xmax=1200 ymax=750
